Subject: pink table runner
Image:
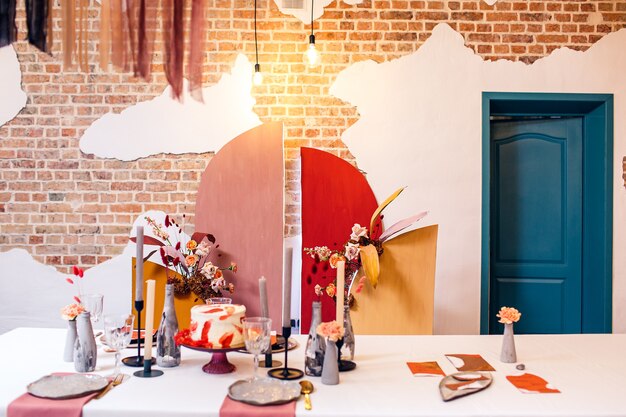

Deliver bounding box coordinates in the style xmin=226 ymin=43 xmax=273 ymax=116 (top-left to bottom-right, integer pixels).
xmin=220 ymin=396 xmax=296 ymax=417
xmin=7 ymin=391 xmax=98 ymax=417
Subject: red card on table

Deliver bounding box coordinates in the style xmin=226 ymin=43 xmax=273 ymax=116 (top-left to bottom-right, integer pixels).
xmin=445 ymin=354 xmax=495 ymax=372
xmin=507 ymin=373 xmax=560 ymax=394
xmin=406 ymin=361 xmax=445 ymax=377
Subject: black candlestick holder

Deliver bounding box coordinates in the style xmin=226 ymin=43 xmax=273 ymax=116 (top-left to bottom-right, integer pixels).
xmin=134 ymin=357 xmax=164 ymax=378
xmin=336 ymin=337 xmax=357 ymax=372
xmin=259 ymin=351 xmax=282 ymax=368
xmin=267 ymin=326 xmax=303 ymax=380
xmin=122 ymin=300 xmax=155 ymax=367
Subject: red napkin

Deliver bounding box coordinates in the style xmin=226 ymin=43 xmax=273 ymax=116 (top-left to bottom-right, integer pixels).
xmin=406 ymin=361 xmax=445 ymax=377
xmin=220 ymin=396 xmax=296 ymax=417
xmin=7 ymin=391 xmax=98 ymax=417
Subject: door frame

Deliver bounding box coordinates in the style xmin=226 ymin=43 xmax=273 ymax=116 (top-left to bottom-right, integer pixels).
xmin=481 ymin=92 xmax=613 ymax=334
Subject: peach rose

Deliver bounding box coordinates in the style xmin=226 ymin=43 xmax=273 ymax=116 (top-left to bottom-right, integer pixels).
xmin=61 ymin=303 xmax=85 ymax=320
xmin=329 ymin=253 xmax=346 ymax=269
xmin=497 ymin=306 xmax=521 ymax=324
xmin=316 ymin=320 xmax=345 ymax=342
xmin=325 ymin=283 xmax=336 ymax=298
xmin=186 ymin=254 xmax=198 ymax=267
xmin=187 ymin=240 xmax=198 ymax=250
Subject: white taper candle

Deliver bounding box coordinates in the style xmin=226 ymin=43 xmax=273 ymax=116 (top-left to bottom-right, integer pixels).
xmin=259 ymin=276 xmax=269 ymax=318
xmin=143 ymin=280 xmax=155 ymax=360
xmin=135 ymin=226 xmax=144 ymax=302
xmin=282 ymin=247 xmax=293 ymax=329
xmin=336 ymin=260 xmax=345 ymax=326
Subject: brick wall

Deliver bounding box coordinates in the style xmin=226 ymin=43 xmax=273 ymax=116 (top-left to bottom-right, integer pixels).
xmin=1 ymin=0 xmax=625 ymax=272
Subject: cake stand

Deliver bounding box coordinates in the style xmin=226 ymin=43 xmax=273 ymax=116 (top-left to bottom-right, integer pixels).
xmin=180 ymin=343 xmax=244 ymax=374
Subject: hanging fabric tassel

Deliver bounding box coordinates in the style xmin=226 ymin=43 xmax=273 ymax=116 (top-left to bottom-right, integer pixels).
xmin=77 ymin=0 xmax=88 ymax=72
xmin=188 ymin=0 xmax=206 ymax=102
xmin=0 ymin=0 xmax=17 ymax=48
xmin=135 ymin=0 xmax=156 ymax=80
xmin=46 ymin=0 xmax=53 ymax=52
xmin=99 ymin=0 xmax=111 ymax=71
xmin=61 ymin=0 xmax=75 ymax=70
xmin=125 ymin=0 xmax=137 ymax=74
xmin=25 ymin=0 xmax=50 ymax=53
xmin=163 ymin=0 xmax=185 ymax=101
xmin=110 ymin=0 xmax=126 ymax=70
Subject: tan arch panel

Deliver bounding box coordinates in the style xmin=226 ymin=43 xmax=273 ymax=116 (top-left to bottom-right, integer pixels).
xmin=350 ymin=224 xmax=438 ymax=335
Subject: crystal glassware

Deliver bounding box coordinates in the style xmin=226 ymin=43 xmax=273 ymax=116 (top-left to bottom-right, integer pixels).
xmin=242 ymin=317 xmax=272 ymax=380
xmin=83 ymin=294 xmax=104 ymax=325
xmin=104 ymin=314 xmax=135 ymax=377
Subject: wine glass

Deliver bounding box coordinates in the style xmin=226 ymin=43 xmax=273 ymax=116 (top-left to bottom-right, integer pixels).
xmin=83 ymin=294 xmax=104 ymax=326
xmin=242 ymin=317 xmax=272 ymax=380
xmin=104 ymin=314 xmax=135 ymax=378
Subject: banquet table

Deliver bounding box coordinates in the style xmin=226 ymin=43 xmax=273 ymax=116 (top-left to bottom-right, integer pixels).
xmin=1 ymin=328 xmax=625 ymax=417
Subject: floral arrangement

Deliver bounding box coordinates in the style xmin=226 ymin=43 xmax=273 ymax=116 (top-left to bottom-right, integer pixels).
xmin=60 ymin=303 xmax=86 ymax=321
xmin=316 ymin=320 xmax=345 ymax=342
xmin=61 ymin=266 xmax=86 ymax=320
xmin=305 ymin=187 xmax=427 ymax=307
xmin=142 ymin=214 xmax=237 ymax=302
xmin=306 ymin=223 xmax=373 ymax=303
xmin=497 ymin=306 xmax=521 ymax=324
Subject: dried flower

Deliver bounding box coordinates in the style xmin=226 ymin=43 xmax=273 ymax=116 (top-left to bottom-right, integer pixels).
xmin=316 ymin=320 xmax=345 ymax=342
xmin=497 ymin=306 xmax=521 ymax=324
xmin=61 ymin=303 xmax=85 ymax=320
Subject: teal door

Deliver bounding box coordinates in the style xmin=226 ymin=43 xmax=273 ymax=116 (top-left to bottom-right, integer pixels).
xmin=490 ymin=118 xmax=583 ymax=334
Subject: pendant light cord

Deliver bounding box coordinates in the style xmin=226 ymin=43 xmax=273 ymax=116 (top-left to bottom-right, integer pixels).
xmin=310 ymin=0 xmax=314 ymax=37
xmin=254 ymin=0 xmax=259 ymax=65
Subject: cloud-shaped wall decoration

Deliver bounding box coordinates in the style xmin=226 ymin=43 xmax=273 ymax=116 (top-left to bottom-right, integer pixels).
xmin=0 ymin=46 xmax=27 ymax=127
xmin=79 ymin=54 xmax=261 ymax=161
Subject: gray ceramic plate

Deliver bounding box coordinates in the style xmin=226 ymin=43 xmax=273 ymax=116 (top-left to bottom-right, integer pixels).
xmin=439 ymin=372 xmax=492 ymax=402
xmin=27 ymin=374 xmax=108 ymax=399
xmin=228 ymin=378 xmax=301 ymax=406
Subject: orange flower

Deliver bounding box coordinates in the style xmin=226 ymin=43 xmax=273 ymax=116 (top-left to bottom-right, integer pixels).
xmin=61 ymin=303 xmax=85 ymax=320
xmin=215 ymin=269 xmax=223 ymax=278
xmin=325 ymin=283 xmax=336 ymax=298
xmin=187 ymin=240 xmax=198 ymax=250
xmin=186 ymin=254 xmax=198 ymax=267
xmin=497 ymin=306 xmax=521 ymax=324
xmin=329 ymin=253 xmax=346 ymax=269
xmin=316 ymin=320 xmax=345 ymax=342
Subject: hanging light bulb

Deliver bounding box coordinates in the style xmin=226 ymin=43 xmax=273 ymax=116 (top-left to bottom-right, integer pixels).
xmin=252 ymin=0 xmax=263 ymax=85
xmin=303 ymin=0 xmax=320 ymax=68
xmin=253 ymin=63 xmax=263 ymax=85
xmin=305 ymin=34 xmax=320 ymax=68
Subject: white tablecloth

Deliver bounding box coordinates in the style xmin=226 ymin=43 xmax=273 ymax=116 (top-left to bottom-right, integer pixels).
xmin=0 ymin=328 xmax=625 ymax=417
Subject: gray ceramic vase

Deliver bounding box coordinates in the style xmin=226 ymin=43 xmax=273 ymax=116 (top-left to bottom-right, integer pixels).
xmin=500 ymin=323 xmax=517 ymax=363
xmin=74 ymin=312 xmax=97 ymax=372
xmin=63 ymin=319 xmax=77 ymax=362
xmin=156 ymin=283 xmax=181 ymax=367
xmin=321 ymin=338 xmax=339 ymax=385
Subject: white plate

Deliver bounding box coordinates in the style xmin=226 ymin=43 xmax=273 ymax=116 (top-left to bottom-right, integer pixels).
xmin=27 ymin=374 xmax=108 ymax=399
xmin=228 ymin=378 xmax=301 ymax=406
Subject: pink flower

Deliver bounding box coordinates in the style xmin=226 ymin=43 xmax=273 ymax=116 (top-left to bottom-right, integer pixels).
xmin=61 ymin=303 xmax=85 ymax=320
xmin=195 ymin=241 xmax=211 ymax=257
xmin=350 ymin=224 xmax=368 ymax=241
xmin=355 ymin=276 xmax=366 ymax=294
xmin=344 ymin=242 xmax=360 ymax=261
xmin=497 ymin=306 xmax=521 ymax=324
xmin=314 ymin=284 xmax=323 ymax=297
xmin=316 ymin=320 xmax=345 ymax=342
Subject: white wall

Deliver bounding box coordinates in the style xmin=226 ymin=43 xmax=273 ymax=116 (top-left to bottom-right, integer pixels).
xmin=330 ymin=23 xmax=626 ymax=334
